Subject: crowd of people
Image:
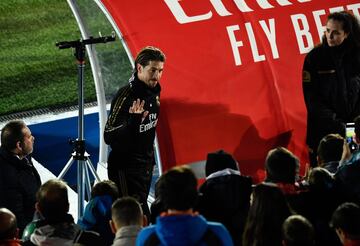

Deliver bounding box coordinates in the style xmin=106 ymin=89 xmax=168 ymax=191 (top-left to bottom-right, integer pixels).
xmin=0 ymin=9 xmax=360 ymax=246
xmin=1 ymin=118 xmax=360 ymax=245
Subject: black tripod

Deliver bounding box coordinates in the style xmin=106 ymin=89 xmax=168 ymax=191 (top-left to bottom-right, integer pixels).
xmin=56 ymin=34 xmax=115 ymax=218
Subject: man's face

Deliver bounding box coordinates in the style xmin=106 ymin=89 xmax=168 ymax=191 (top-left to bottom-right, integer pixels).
xmin=325 ymin=19 xmax=348 ymax=47
xmin=20 ymin=126 xmax=34 ymax=156
xmin=137 ymin=60 xmax=164 ymax=88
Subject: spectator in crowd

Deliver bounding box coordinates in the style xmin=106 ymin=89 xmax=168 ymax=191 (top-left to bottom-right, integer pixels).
xmin=336 ymin=115 xmax=360 ymax=204
xmin=196 ymin=149 xmax=252 ymax=246
xmin=242 ymin=183 xmax=292 ymax=246
xmin=78 ymin=180 xmax=119 ymax=246
xmin=0 ymin=208 xmax=21 ymax=246
xmin=317 ymin=134 xmax=345 ymax=174
xmin=264 ymin=147 xmax=313 ymax=218
xmin=265 ymin=147 xmax=300 ymax=186
xmin=0 ymin=120 xmax=41 ymax=233
xmin=22 ymin=179 xmax=101 ymax=246
xmin=110 ymin=197 xmax=146 ymax=246
xmin=330 ymin=202 xmax=360 ymax=246
xmin=302 ymin=11 xmax=360 ymax=166
xmin=306 ymin=167 xmax=343 ymax=245
xmin=136 ymin=166 xmax=233 ymax=246
xmin=282 ymin=215 xmax=315 ymax=246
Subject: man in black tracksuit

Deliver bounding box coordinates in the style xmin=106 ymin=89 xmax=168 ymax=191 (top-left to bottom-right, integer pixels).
xmin=302 ymin=11 xmax=360 ymax=165
xmin=104 ymin=46 xmax=166 ymax=218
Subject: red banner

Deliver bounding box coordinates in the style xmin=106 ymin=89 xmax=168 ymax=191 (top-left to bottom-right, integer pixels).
xmin=100 ymin=0 xmax=360 ymax=181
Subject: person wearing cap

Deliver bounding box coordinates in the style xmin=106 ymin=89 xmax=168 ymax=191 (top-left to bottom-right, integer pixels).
xmin=196 ymin=149 xmax=252 ymax=246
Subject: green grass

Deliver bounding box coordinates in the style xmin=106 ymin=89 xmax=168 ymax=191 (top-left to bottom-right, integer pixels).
xmin=0 ymin=0 xmax=119 ymax=115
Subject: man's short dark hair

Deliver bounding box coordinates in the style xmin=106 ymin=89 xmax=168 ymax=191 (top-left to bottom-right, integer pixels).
xmin=0 ymin=208 xmax=17 ymax=240
xmin=317 ymin=134 xmax=344 ymax=164
xmin=156 ymin=166 xmax=198 ymax=211
xmin=36 ymin=179 xmax=69 ymax=220
xmin=91 ymin=180 xmax=119 ymax=201
xmin=111 ymin=197 xmax=142 ymax=226
xmin=265 ymin=147 xmax=299 ymax=183
xmin=330 ymin=202 xmax=360 ymax=240
xmin=1 ymin=120 xmax=26 ymax=151
xmin=282 ymin=215 xmax=315 ymax=246
xmin=134 ymin=46 xmax=166 ymax=68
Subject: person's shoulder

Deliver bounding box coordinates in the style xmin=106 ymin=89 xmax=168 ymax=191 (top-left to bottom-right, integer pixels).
xmin=206 ymin=222 xmax=234 ymax=245
xmin=136 ymin=225 xmax=156 ymax=245
xmin=306 ymin=44 xmax=326 ymax=58
xmin=73 ymin=229 xmax=102 ymax=245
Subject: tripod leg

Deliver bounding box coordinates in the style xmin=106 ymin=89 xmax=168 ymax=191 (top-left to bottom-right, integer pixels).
xmin=84 ymin=164 xmax=92 ymax=200
xmin=78 ymin=159 xmax=86 ymax=218
xmin=58 ymin=156 xmax=75 ymax=179
xmin=85 ymin=157 xmax=101 ymax=182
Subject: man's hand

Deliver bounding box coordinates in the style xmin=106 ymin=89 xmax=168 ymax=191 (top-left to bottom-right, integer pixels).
xmin=129 ymin=99 xmax=149 ymax=122
xmin=341 ymin=139 xmax=351 ymax=163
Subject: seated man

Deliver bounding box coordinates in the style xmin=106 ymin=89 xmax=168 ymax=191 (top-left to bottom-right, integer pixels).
xmin=330 ymin=202 xmax=360 ymax=246
xmin=22 ymin=179 xmax=101 ymax=246
xmin=0 ymin=208 xmax=21 ymax=246
xmin=197 ymin=150 xmax=252 ymax=246
xmin=110 ymin=197 xmax=146 ymax=246
xmin=136 ymin=166 xmax=233 ymax=246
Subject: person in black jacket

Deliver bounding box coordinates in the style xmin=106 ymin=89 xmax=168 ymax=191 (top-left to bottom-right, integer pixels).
xmin=197 ymin=150 xmax=252 ymax=246
xmin=0 ymin=120 xmax=41 ymax=234
xmin=104 ymin=46 xmax=166 ymax=219
xmin=302 ymin=11 xmax=360 ymax=166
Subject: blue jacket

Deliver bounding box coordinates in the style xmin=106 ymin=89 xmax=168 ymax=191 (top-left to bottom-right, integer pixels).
xmin=136 ymin=214 xmax=233 ymax=246
xmin=77 ymin=195 xmax=114 ymax=246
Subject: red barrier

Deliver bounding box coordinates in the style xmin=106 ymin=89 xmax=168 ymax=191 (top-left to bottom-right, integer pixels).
xmin=100 ymin=0 xmax=360 ymax=181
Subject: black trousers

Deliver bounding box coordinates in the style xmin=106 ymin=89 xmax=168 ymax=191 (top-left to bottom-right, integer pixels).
xmin=107 ymin=153 xmax=153 ymax=219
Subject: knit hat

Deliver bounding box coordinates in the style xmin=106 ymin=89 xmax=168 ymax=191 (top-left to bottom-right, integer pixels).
xmin=205 ymin=150 xmax=238 ymax=177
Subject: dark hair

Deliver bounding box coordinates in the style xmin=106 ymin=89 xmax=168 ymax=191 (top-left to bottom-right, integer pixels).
xmin=156 ymin=166 xmax=198 ymax=211
xmin=265 ymin=147 xmax=299 ymax=183
xmin=282 ymin=215 xmax=315 ymax=246
xmin=330 ymin=202 xmax=360 ymax=240
xmin=317 ymin=134 xmax=344 ymax=164
xmin=1 ymin=120 xmax=26 ymax=151
xmin=36 ymin=179 xmax=69 ymax=220
xmin=205 ymin=149 xmax=238 ymax=177
xmin=243 ymin=183 xmax=292 ymax=246
xmin=308 ymin=167 xmax=334 ymax=191
xmin=134 ymin=46 xmax=166 ymax=69
xmin=323 ymin=11 xmax=360 ymax=48
xmin=0 ymin=208 xmax=17 ymax=240
xmin=91 ymin=180 xmax=119 ymax=201
xmin=111 ymin=197 xmax=143 ymax=226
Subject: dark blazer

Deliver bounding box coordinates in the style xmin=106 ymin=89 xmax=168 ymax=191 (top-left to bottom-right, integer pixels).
xmin=0 ymin=147 xmax=41 ymax=232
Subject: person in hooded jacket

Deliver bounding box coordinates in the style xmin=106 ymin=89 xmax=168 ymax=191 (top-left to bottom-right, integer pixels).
xmin=136 ymin=166 xmax=233 ymax=246
xmin=196 ymin=150 xmax=252 ymax=246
